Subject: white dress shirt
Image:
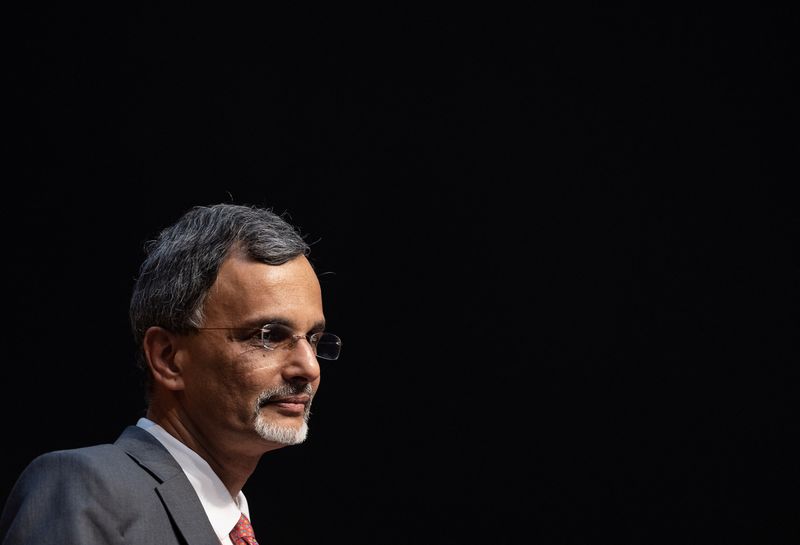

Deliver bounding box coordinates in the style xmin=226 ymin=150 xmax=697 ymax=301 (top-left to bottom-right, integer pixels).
xmin=137 ymin=417 xmax=250 ymax=545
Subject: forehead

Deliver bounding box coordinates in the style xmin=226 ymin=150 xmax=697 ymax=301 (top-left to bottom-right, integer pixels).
xmin=202 ymin=254 xmax=323 ymax=326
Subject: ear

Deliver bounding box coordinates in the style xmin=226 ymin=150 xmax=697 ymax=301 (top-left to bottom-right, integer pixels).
xmin=143 ymin=326 xmax=186 ymax=391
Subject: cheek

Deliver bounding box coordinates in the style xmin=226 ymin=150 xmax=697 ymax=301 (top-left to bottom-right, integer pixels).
xmin=230 ymin=353 xmax=285 ymax=394
xmin=192 ymin=367 xmax=260 ymax=421
xmin=187 ymin=345 xmax=257 ymax=398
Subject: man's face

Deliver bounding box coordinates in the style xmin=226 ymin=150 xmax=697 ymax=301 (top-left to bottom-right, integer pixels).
xmin=178 ymin=252 xmax=324 ymax=456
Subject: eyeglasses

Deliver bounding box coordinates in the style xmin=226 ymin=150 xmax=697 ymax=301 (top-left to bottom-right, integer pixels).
xmin=195 ymin=323 xmax=342 ymax=360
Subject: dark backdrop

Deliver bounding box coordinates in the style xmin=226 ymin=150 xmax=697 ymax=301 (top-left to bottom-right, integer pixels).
xmin=2 ymin=6 xmax=797 ymax=545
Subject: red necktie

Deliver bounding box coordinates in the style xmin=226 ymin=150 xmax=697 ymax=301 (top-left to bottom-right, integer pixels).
xmin=229 ymin=513 xmax=260 ymax=545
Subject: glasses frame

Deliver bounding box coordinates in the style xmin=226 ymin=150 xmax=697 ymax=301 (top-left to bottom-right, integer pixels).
xmin=194 ymin=323 xmax=342 ymax=360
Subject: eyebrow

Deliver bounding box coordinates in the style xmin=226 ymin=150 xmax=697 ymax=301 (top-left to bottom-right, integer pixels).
xmin=240 ymin=317 xmax=327 ymax=333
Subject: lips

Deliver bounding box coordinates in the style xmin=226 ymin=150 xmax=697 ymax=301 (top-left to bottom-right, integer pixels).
xmin=260 ymin=395 xmax=310 ymax=407
xmin=259 ymin=395 xmax=310 ymax=416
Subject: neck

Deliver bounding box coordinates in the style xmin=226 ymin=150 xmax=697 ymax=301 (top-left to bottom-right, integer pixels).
xmin=146 ymin=405 xmax=262 ymax=498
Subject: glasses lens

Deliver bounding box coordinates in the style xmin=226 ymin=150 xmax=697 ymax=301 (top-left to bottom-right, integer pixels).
xmin=315 ymin=333 xmax=342 ymax=360
xmin=261 ymin=323 xmax=294 ymax=349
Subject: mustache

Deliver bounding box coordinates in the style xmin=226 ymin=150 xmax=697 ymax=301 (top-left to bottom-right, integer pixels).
xmin=256 ymin=383 xmax=314 ymax=408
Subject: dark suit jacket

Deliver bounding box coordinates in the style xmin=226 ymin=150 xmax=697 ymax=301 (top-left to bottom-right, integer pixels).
xmin=0 ymin=425 xmax=220 ymax=545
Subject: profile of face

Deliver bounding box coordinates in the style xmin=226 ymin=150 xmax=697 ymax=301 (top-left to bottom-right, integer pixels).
xmin=177 ymin=252 xmax=325 ymax=453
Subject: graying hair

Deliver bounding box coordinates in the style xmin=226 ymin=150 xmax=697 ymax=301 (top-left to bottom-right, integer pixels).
xmin=129 ymin=203 xmax=311 ymax=393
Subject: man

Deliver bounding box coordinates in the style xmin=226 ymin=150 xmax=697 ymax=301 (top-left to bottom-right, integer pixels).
xmin=0 ymin=203 xmax=341 ymax=544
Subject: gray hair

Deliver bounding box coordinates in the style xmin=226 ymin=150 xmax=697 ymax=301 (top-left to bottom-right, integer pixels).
xmin=129 ymin=203 xmax=311 ymax=391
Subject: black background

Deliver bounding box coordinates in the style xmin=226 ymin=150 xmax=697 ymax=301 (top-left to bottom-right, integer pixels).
xmin=2 ymin=5 xmax=798 ymax=545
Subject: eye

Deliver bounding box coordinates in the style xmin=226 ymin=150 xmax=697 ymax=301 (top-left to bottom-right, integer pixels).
xmin=261 ymin=323 xmax=294 ymax=345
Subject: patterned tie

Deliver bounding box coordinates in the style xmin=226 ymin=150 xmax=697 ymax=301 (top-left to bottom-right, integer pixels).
xmin=229 ymin=513 xmax=260 ymax=545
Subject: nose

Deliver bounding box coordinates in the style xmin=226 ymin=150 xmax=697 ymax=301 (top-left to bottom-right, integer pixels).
xmin=282 ymin=336 xmax=321 ymax=384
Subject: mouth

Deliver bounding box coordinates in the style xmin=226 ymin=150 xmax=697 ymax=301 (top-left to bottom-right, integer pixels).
xmin=259 ymin=395 xmax=310 ymax=416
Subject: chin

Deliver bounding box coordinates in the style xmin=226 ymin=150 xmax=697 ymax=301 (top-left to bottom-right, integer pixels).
xmin=254 ymin=418 xmax=309 ymax=445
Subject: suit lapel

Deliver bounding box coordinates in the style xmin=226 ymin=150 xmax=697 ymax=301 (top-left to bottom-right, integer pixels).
xmin=116 ymin=426 xmax=221 ymax=545
xmin=156 ymin=477 xmax=222 ymax=545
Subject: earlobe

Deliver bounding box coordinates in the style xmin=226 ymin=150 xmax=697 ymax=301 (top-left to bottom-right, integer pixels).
xmin=143 ymin=326 xmax=186 ymax=391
